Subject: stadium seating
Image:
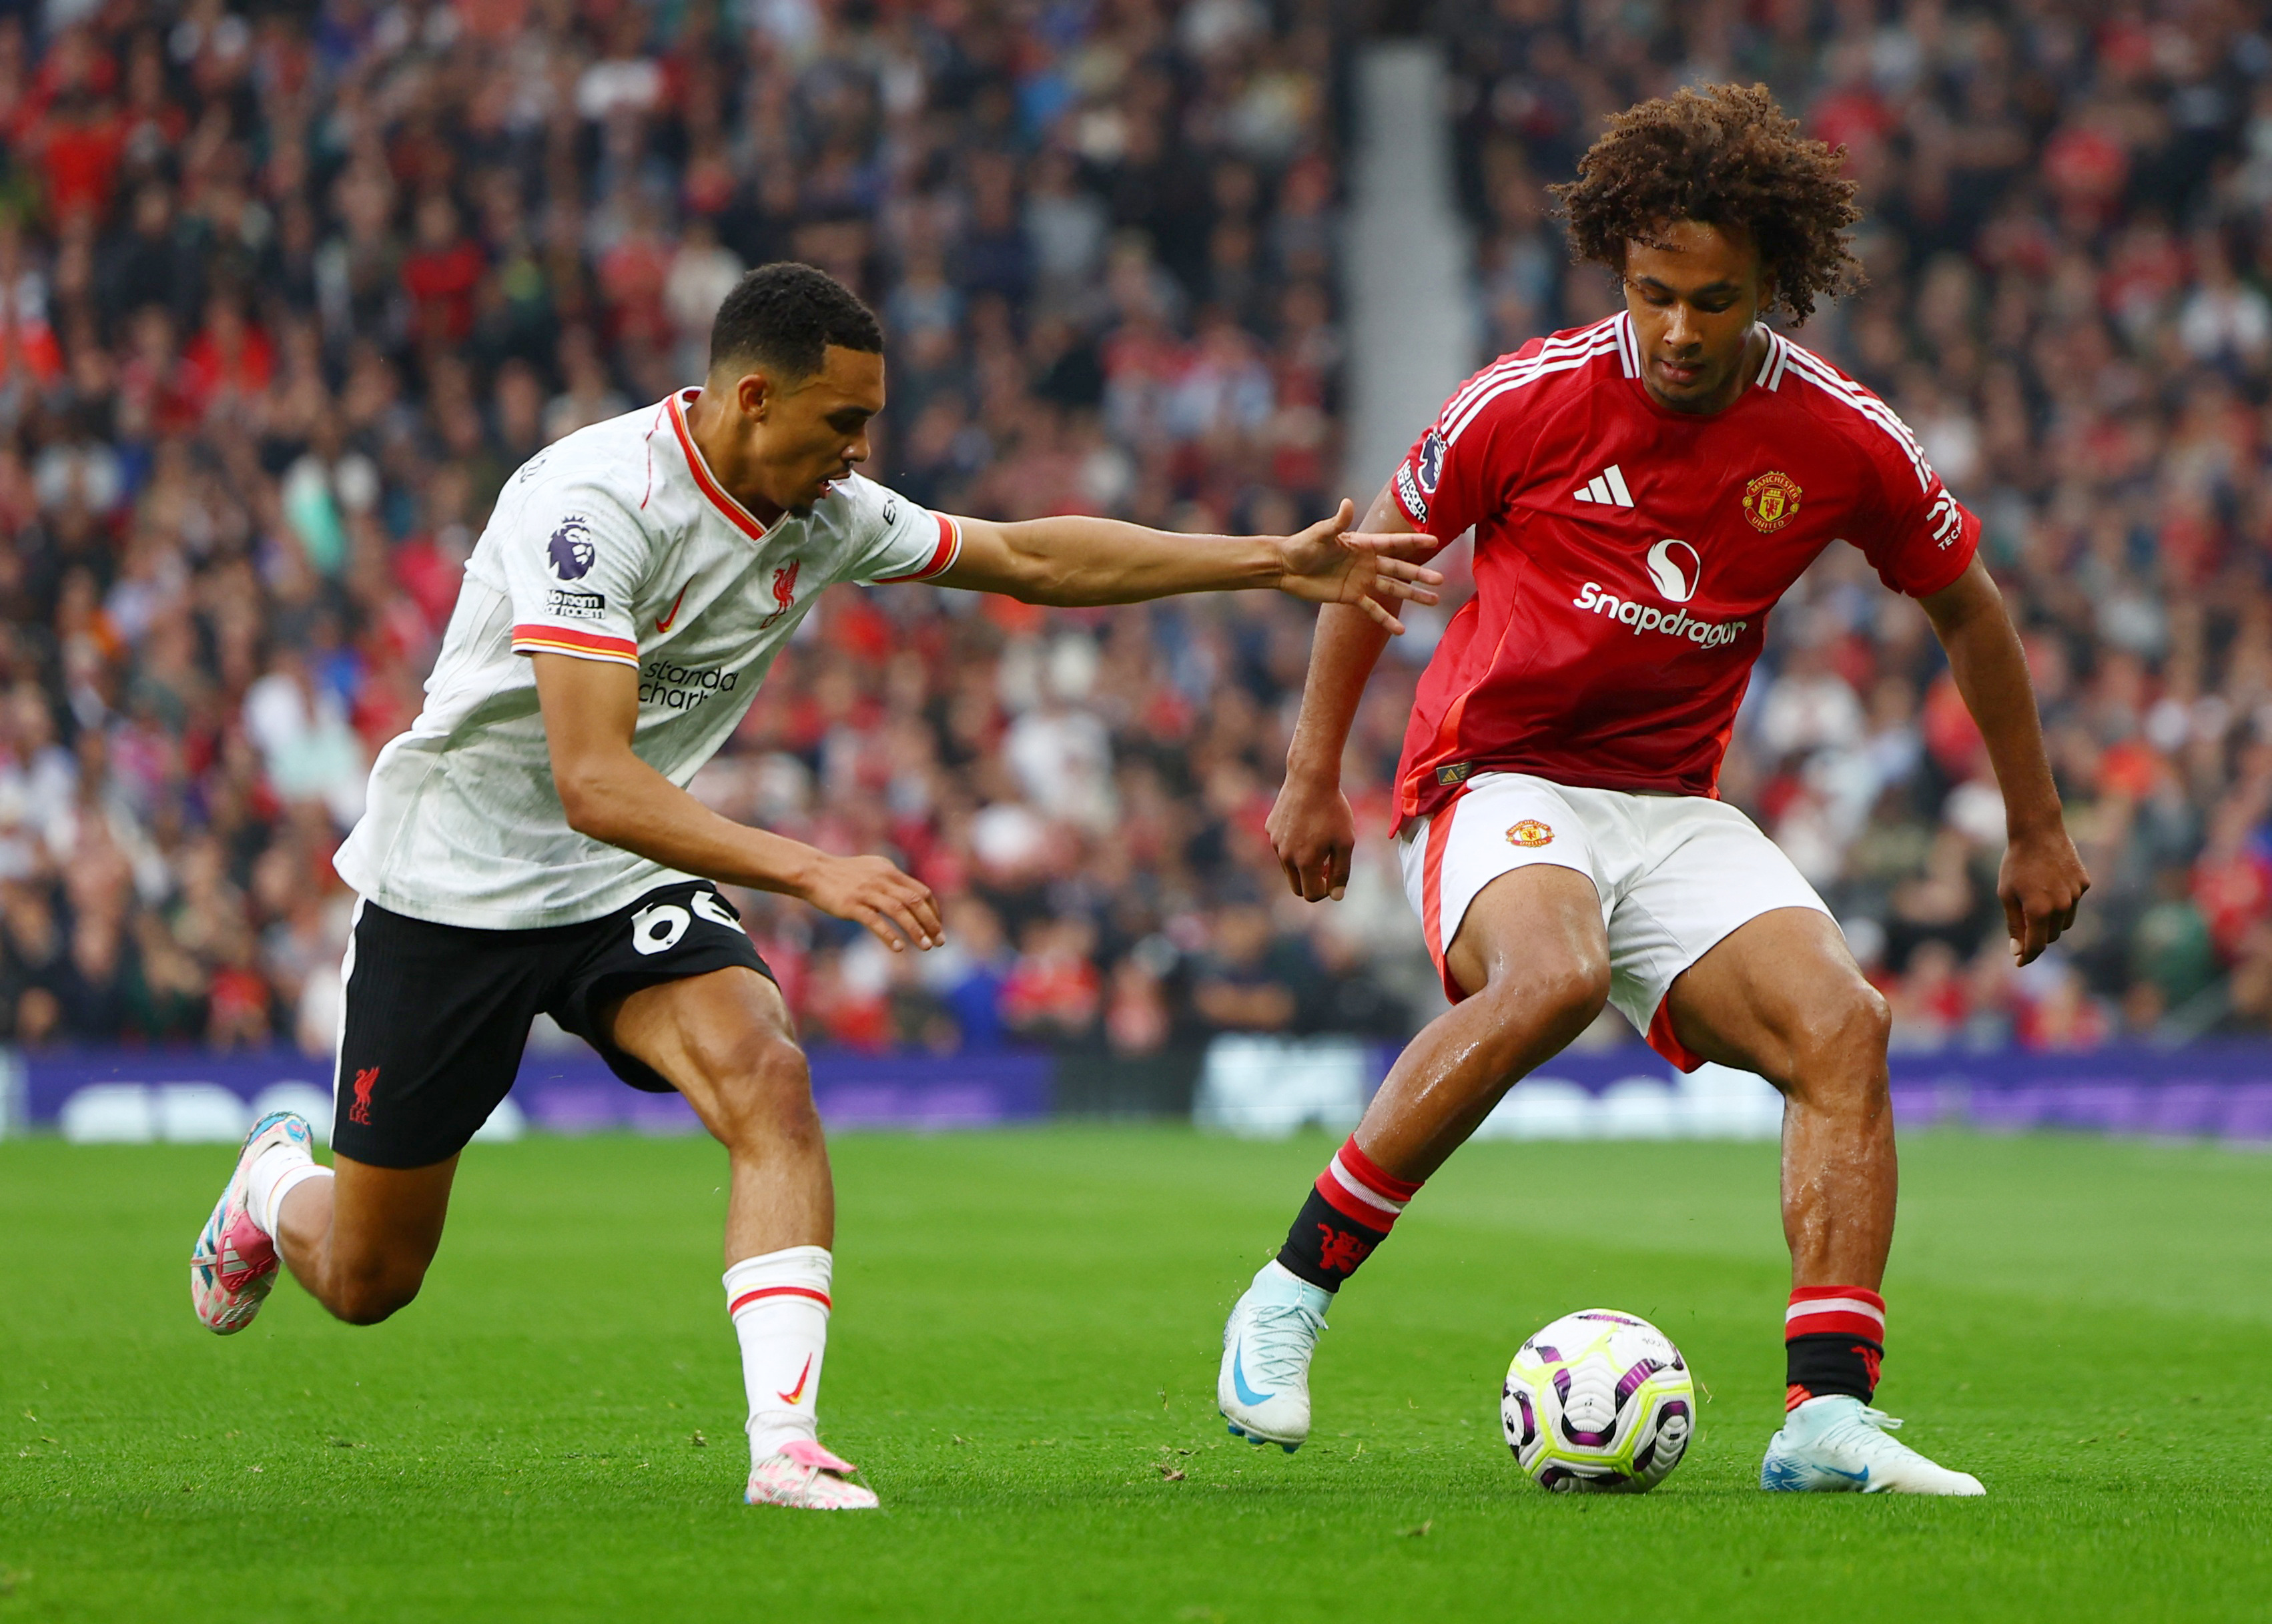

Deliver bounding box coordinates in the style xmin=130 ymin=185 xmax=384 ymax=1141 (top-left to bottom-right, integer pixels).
xmin=0 ymin=0 xmax=2267 ymax=1080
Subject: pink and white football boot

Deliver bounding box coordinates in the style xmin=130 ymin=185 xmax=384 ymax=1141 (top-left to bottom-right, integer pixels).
xmin=745 ymin=1439 xmax=880 ymax=1510
xmin=190 ymin=1110 xmax=314 ymax=1335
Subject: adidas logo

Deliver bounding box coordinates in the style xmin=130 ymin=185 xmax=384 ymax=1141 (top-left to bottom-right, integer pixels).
xmin=1573 ymin=465 xmax=1634 ymax=507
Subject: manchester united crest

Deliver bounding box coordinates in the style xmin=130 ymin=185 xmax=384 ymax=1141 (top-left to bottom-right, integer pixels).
xmin=1507 ymin=819 xmax=1555 ymax=848
xmin=1742 ymin=470 xmax=1802 ymax=532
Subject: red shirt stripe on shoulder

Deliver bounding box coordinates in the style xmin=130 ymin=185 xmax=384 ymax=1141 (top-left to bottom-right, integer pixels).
xmin=511 ymin=624 xmax=640 ymax=665
xmin=873 ymin=512 xmax=963 ymax=582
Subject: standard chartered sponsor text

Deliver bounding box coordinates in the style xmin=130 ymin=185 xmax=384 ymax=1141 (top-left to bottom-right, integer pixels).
xmin=641 ymin=659 xmax=739 ymax=709
xmin=1572 ymin=582 xmax=1748 ymax=648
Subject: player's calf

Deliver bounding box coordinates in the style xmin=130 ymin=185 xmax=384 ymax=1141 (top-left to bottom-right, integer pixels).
xmin=615 ymin=978 xmax=867 ymax=1507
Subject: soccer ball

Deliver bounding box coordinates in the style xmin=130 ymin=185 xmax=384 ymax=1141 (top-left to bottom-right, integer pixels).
xmin=1501 ymin=1308 xmax=1695 ymax=1492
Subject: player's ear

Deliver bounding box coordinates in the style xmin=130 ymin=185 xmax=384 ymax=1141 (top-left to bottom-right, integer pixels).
xmin=731 ymin=368 xmax=773 ymax=420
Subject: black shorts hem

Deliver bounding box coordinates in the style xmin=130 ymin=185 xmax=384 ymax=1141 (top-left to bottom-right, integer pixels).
xmin=330 ymin=881 xmax=774 ymax=1164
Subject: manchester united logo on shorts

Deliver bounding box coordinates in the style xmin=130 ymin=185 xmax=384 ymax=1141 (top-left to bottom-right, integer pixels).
xmin=1742 ymin=470 xmax=1802 ymax=532
xmin=1507 ymin=819 xmax=1554 ymax=847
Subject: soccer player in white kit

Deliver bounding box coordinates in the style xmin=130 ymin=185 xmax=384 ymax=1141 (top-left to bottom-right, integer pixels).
xmin=187 ymin=264 xmax=1443 ymax=1510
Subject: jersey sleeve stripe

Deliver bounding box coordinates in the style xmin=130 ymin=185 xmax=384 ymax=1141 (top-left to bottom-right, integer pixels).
xmin=1439 ymin=320 xmax=1620 ymax=430
xmin=873 ymin=512 xmax=963 ymax=582
xmin=511 ymin=625 xmax=641 ymax=665
xmin=1439 ymin=320 xmax=1619 ymax=424
xmin=1441 ymin=334 xmax=1619 ymax=444
xmin=1781 ymin=350 xmax=1933 ymax=490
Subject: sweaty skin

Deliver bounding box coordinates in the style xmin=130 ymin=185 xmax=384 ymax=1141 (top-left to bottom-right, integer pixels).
xmin=1267 ymin=218 xmax=2089 ymax=1296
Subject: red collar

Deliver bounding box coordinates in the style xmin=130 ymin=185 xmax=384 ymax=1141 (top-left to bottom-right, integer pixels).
xmin=667 ymin=389 xmax=775 ymax=540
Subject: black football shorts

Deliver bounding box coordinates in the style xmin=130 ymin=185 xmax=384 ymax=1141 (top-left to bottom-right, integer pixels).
xmin=329 ymin=880 xmax=775 ymax=1168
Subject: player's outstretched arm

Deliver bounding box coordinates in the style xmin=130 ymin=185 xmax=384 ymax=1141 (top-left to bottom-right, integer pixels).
xmin=1268 ymin=480 xmax=1427 ymax=903
xmin=1918 ymin=556 xmax=2091 ymax=965
xmin=531 ymin=653 xmax=943 ymax=953
xmin=931 ymin=500 xmax=1444 ymax=636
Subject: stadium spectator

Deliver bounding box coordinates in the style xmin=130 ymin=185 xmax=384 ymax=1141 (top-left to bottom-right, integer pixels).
xmin=1 ymin=0 xmax=2269 ymax=1066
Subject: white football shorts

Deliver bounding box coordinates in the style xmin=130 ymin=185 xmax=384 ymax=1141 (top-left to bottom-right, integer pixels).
xmin=1396 ymin=772 xmax=1830 ymax=1068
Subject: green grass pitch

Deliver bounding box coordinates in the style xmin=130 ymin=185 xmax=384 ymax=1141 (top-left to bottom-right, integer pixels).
xmin=5 ymin=1126 xmax=2271 ymax=1622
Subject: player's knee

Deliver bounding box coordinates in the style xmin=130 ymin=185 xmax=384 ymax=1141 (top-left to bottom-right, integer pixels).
xmin=330 ymin=1260 xmax=428 ymax=1326
xmin=1554 ymin=953 xmax=1615 ymax=1030
xmin=703 ymin=1035 xmax=818 ymax=1150
xmin=1477 ymin=949 xmax=1609 ymax=1050
xmin=1786 ymin=980 xmax=1892 ymax=1104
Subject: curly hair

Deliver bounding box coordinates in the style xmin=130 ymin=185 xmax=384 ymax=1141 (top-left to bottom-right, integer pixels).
xmin=1549 ymin=83 xmax=1862 ymax=325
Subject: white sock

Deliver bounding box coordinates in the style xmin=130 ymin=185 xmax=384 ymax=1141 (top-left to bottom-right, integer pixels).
xmin=245 ymin=1146 xmax=331 ymax=1237
xmin=724 ymin=1246 xmax=833 ymax=1466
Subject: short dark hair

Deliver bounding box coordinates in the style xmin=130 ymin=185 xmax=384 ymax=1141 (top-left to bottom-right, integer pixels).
xmin=1551 ymin=83 xmax=1862 ymax=325
xmin=707 ymin=262 xmax=884 ymax=378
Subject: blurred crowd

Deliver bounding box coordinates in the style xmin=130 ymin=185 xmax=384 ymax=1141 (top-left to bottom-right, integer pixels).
xmin=2 ymin=1 xmax=2270 ymax=1071
xmin=0 ymin=0 xmax=1416 ymax=1078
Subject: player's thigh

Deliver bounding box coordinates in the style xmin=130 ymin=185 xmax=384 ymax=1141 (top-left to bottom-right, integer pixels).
xmin=1662 ymin=907 xmax=1886 ymax=1090
xmin=1401 ymin=773 xmax=1613 ymax=1003
xmin=1605 ymin=802 xmax=1850 ymax=1072
xmin=332 ymin=900 xmax=548 ymax=1169
xmin=598 ymin=965 xmax=814 ymax=1141
xmin=1444 ymin=865 xmax=1611 ymax=1012
xmin=324 ymin=1153 xmax=460 ymax=1284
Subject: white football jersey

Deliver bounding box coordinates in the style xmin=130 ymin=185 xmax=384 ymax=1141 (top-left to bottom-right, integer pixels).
xmin=334 ymin=389 xmax=962 ymax=929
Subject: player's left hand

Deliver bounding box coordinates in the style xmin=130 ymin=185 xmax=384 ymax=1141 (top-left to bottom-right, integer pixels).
xmin=1274 ymin=499 xmax=1445 ymax=633
xmin=1998 ymin=822 xmax=2089 ymax=965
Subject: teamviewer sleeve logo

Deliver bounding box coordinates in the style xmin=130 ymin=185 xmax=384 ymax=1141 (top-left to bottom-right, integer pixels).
xmin=546 ymin=518 xmax=597 ymax=580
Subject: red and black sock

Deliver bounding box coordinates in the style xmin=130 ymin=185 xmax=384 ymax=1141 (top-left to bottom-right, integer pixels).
xmin=1274 ymin=1136 xmax=1422 ymax=1291
xmin=1784 ymin=1286 xmax=1886 ymax=1408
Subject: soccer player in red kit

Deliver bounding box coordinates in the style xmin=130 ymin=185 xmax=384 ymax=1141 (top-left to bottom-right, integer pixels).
xmin=1216 ymin=84 xmax=2089 ymax=1494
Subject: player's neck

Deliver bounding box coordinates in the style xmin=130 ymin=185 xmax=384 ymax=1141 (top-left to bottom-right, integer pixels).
xmin=1639 ymin=325 xmax=1770 ymax=417
xmin=684 ymin=388 xmax=790 ymax=527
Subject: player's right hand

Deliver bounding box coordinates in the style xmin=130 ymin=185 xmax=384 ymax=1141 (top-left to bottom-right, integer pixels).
xmin=1267 ymin=775 xmax=1357 ymax=902
xmin=799 ymin=853 xmax=943 ymax=952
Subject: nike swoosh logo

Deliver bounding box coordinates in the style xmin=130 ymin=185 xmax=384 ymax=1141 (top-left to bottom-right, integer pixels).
xmin=655 ymin=580 xmax=690 ymax=632
xmin=1819 ymin=1463 xmax=1868 ymax=1485
xmin=777 ymin=1354 xmax=813 ymax=1406
xmin=1230 ymin=1346 xmax=1273 ymax=1406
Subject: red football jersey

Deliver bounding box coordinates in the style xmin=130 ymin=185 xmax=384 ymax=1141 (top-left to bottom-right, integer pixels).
xmin=1389 ymin=312 xmax=1978 ymax=825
